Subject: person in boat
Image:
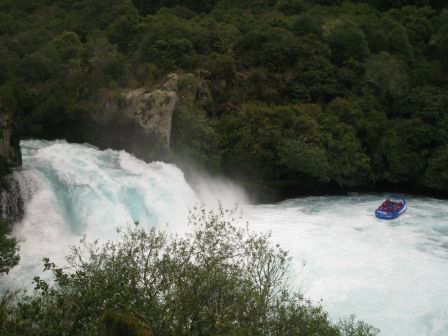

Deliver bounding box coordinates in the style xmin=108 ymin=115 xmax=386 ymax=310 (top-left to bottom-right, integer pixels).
xmin=379 ymin=198 xmax=403 ymax=212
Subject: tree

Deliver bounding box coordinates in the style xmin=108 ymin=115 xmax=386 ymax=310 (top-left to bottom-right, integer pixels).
xmin=298 ymin=56 xmax=340 ymax=102
xmin=379 ymin=119 xmax=427 ymax=183
xmin=398 ymin=86 xmax=448 ymax=123
xmin=108 ymin=16 xmax=141 ymax=54
xmin=387 ymin=6 xmax=434 ymax=49
xmin=147 ymin=38 xmax=195 ymax=70
xmin=423 ymin=146 xmax=448 ymax=191
xmin=276 ymin=0 xmax=305 ymax=15
xmin=358 ymin=17 xmax=388 ymax=54
xmin=314 ymin=0 xmax=342 ymax=5
xmin=365 ymin=52 xmax=408 ymax=99
xmin=19 ymin=52 xmax=53 ymax=83
xmin=278 ymin=137 xmax=330 ymax=181
xmin=85 ymin=37 xmax=125 ymax=87
xmin=1 ymin=0 xmax=447 ymax=197
xmin=132 ymin=0 xmax=218 ymax=15
xmin=52 ymin=31 xmax=83 ymax=63
xmin=292 ymin=14 xmax=321 ymax=36
xmin=386 ymin=24 xmax=414 ymax=62
xmin=323 ymin=20 xmax=370 ymax=63
xmin=0 ymin=220 xmax=19 ymax=276
xmin=429 ymin=10 xmax=448 ymax=66
xmin=234 ymin=27 xmax=299 ymax=69
xmin=320 ymin=116 xmax=372 ymax=187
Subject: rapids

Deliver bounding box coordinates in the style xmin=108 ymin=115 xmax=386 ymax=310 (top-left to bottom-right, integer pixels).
xmin=1 ymin=140 xmax=448 ymax=336
xmin=243 ymin=197 xmax=448 ymax=336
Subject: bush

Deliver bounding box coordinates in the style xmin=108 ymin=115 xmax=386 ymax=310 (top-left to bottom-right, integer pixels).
xmin=0 ymin=219 xmax=19 ymax=276
xmin=0 ymin=206 xmax=379 ymax=336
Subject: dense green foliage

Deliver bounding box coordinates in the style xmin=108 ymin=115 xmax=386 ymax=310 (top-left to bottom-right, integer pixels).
xmin=0 ymin=207 xmax=379 ymax=335
xmin=0 ymin=219 xmax=19 ymax=276
xmin=0 ymin=0 xmax=447 ymax=197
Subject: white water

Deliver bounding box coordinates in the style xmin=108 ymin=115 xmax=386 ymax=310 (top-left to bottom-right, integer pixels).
xmin=2 ymin=140 xmax=448 ymax=336
xmin=243 ymin=197 xmax=448 ymax=336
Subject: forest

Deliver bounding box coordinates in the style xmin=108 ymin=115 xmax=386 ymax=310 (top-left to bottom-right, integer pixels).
xmin=1 ymin=1 xmax=447 ymax=334
xmin=0 ymin=0 xmax=447 ymax=198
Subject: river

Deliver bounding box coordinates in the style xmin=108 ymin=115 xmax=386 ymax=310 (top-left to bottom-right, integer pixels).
xmin=1 ymin=140 xmax=447 ymax=336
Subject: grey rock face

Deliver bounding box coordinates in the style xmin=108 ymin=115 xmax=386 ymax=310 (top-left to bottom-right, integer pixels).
xmin=0 ymin=101 xmax=23 ymax=224
xmin=0 ymin=173 xmax=24 ymax=224
xmin=0 ymin=102 xmax=22 ymax=168
xmin=89 ymin=73 xmax=212 ymax=162
xmin=123 ymin=74 xmax=178 ymax=148
xmin=90 ymin=74 xmax=180 ymax=161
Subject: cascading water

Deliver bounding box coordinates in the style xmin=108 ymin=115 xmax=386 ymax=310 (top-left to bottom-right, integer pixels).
xmin=1 ymin=140 xmax=447 ymax=336
xmin=1 ymin=139 xmax=199 ymax=287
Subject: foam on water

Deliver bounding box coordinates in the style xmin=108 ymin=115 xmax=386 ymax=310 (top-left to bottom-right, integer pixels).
xmin=244 ymin=196 xmax=448 ymax=336
xmin=1 ymin=140 xmax=448 ymax=336
xmin=1 ymin=140 xmax=198 ymax=287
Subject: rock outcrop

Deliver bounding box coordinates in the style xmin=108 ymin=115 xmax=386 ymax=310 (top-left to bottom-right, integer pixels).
xmin=0 ymin=100 xmax=23 ymax=223
xmin=89 ymin=75 xmax=179 ymax=161
xmin=89 ymin=73 xmax=211 ymax=162
xmin=122 ymin=73 xmax=178 ymax=148
xmin=0 ymin=101 xmax=22 ymax=169
xmin=1 ymin=173 xmax=24 ymax=224
xmin=0 ymin=73 xmax=213 ymax=222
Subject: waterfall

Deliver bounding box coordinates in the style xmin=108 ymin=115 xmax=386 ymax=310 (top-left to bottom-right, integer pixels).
xmin=1 ymin=139 xmax=447 ymax=336
xmin=1 ymin=139 xmax=199 ymax=287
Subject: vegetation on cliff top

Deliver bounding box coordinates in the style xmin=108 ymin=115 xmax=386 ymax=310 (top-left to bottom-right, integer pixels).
xmin=0 ymin=0 xmax=447 ymax=197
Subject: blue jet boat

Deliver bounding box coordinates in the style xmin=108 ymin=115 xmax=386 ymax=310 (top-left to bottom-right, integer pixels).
xmin=375 ymin=196 xmax=407 ymax=220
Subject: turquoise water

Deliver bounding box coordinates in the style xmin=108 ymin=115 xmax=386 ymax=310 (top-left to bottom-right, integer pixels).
xmin=2 ymin=140 xmax=448 ymax=336
xmin=2 ymin=140 xmax=198 ymax=286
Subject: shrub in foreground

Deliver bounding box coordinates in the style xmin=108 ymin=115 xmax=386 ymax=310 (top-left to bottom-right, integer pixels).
xmin=0 ymin=206 xmax=379 ymax=336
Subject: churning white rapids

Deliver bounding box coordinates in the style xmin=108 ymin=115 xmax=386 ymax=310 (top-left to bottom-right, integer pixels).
xmin=2 ymin=140 xmax=448 ymax=336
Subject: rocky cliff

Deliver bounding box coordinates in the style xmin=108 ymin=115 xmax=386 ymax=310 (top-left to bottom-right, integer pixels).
xmin=88 ymin=73 xmax=211 ymax=162
xmin=1 ymin=173 xmax=23 ymax=224
xmin=0 ymin=101 xmax=21 ymax=170
xmin=0 ymin=99 xmax=23 ymax=223
xmin=122 ymin=73 xmax=178 ymax=149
